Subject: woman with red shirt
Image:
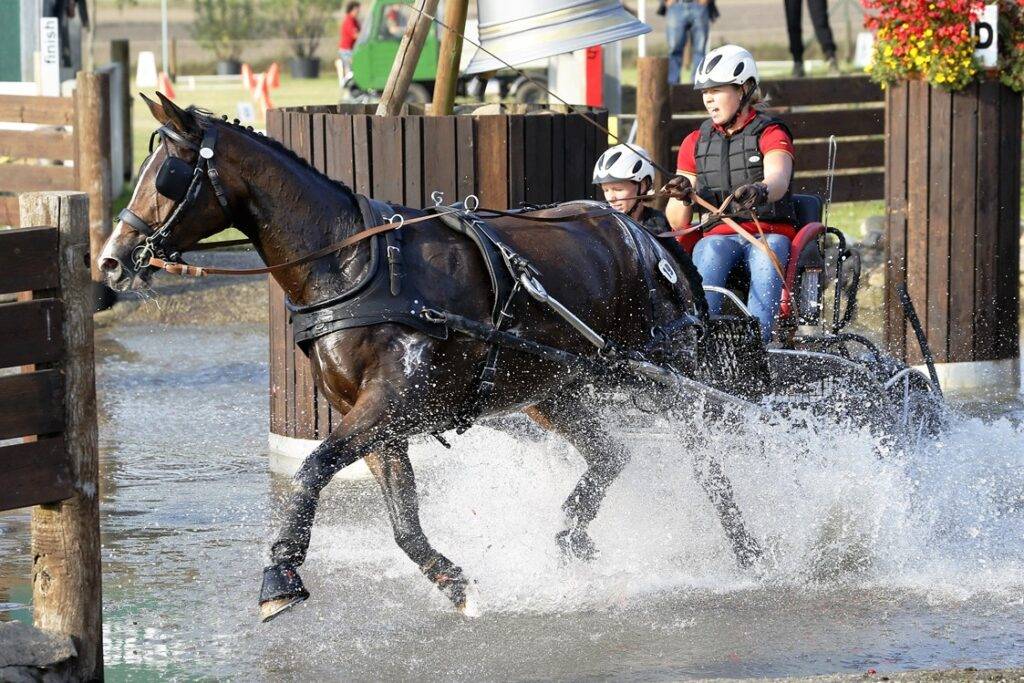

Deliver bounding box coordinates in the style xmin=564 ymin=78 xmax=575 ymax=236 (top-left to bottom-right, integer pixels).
xmin=664 ymin=44 xmax=796 ymax=342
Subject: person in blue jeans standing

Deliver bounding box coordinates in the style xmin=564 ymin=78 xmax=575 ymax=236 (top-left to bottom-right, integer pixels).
xmin=663 ymin=45 xmax=798 ymax=343
xmin=664 ymin=0 xmax=714 ymax=85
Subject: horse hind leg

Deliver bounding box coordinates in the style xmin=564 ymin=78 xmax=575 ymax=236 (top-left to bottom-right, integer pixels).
xmin=527 ymin=394 xmax=631 ymax=561
xmin=364 ymin=441 xmax=479 ymax=616
xmin=691 ymin=443 xmax=763 ymax=569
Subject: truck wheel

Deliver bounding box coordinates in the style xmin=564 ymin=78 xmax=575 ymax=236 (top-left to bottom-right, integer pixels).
xmin=405 ymin=82 xmax=431 ymax=104
xmin=513 ymin=79 xmax=548 ymax=105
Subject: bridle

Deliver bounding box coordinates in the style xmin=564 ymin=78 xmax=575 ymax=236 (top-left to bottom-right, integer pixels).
xmin=119 ymin=123 xmax=233 ymax=270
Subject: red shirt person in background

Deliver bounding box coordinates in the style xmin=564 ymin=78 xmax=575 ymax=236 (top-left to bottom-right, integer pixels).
xmin=337 ymin=2 xmax=361 ymax=81
xmin=662 ymin=44 xmax=797 ymax=342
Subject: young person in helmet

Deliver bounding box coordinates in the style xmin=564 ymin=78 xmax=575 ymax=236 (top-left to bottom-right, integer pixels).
xmin=593 ymin=144 xmax=705 ymax=311
xmin=663 ymin=44 xmax=797 ymax=343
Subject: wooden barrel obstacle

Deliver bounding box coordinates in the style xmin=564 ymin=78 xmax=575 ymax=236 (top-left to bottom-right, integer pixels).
xmin=266 ymin=104 xmax=608 ymax=456
xmin=0 ymin=192 xmax=102 ymax=679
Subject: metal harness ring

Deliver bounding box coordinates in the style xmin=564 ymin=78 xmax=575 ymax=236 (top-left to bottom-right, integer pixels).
xmin=388 ymin=213 xmax=405 ymax=229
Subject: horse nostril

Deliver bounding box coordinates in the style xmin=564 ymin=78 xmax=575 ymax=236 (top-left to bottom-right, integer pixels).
xmin=100 ymin=257 xmax=122 ymax=274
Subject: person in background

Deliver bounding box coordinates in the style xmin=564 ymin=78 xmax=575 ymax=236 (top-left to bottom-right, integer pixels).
xmin=660 ymin=0 xmax=719 ymax=85
xmin=784 ymin=0 xmax=839 ymax=76
xmin=337 ymin=2 xmax=361 ymax=83
xmin=663 ymin=45 xmax=797 ymax=343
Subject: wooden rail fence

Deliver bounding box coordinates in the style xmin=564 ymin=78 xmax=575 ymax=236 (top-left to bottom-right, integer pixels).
xmin=0 ymin=192 xmax=102 ymax=680
xmin=267 ymin=104 xmax=606 ymax=443
xmin=631 ymin=57 xmax=884 ymax=204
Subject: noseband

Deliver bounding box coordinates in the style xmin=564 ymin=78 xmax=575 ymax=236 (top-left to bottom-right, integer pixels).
xmin=119 ymin=124 xmax=233 ymax=269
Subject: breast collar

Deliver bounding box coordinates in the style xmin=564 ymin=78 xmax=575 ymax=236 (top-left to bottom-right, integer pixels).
xmin=120 ymin=124 xmax=234 ymax=269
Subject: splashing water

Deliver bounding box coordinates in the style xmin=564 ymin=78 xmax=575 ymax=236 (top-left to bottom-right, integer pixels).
xmin=2 ymin=324 xmax=1022 ymax=680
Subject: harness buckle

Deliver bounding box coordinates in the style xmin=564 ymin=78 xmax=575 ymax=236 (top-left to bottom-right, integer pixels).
xmin=431 ymin=190 xmax=444 ymax=207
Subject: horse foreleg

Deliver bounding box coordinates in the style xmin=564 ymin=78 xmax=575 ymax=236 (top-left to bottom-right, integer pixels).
xmin=364 ymin=442 xmax=477 ymax=615
xmin=691 ymin=448 xmax=763 ymax=569
xmin=529 ymin=396 xmax=630 ymax=561
xmin=260 ymin=393 xmax=398 ymax=622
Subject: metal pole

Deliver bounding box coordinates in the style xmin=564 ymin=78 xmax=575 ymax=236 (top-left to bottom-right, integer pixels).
xmin=161 ymin=0 xmax=169 ymax=76
xmin=638 ymin=0 xmax=647 ymax=57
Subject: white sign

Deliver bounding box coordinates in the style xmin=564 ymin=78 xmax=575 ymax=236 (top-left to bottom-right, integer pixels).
xmin=136 ymin=51 xmax=158 ymax=88
xmin=236 ymin=101 xmax=255 ymax=123
xmin=854 ymin=32 xmax=875 ymax=68
xmin=973 ymin=4 xmax=998 ymax=68
xmin=39 ymin=17 xmax=60 ymax=96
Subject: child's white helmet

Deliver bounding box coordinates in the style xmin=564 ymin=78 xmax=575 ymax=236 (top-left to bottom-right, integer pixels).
xmin=592 ymin=144 xmax=655 ymax=187
xmin=694 ymin=44 xmax=759 ymax=90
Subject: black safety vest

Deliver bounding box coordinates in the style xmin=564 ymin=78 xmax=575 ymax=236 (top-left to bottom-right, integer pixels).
xmin=694 ymin=113 xmax=797 ymax=228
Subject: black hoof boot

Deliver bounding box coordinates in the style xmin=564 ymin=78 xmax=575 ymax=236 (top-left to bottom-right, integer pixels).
xmin=423 ymin=556 xmax=477 ymax=615
xmin=259 ymin=563 xmax=310 ymax=623
xmin=556 ymin=528 xmax=598 ymax=561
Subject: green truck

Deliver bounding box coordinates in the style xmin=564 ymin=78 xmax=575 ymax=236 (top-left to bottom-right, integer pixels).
xmin=345 ymin=0 xmax=547 ymax=103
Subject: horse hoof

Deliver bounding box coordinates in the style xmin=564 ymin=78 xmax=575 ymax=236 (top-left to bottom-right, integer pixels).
xmin=556 ymin=528 xmax=598 ymax=562
xmin=259 ymin=594 xmax=308 ymax=623
xmin=458 ymin=583 xmax=482 ymax=618
xmin=258 ymin=563 xmax=310 ymax=623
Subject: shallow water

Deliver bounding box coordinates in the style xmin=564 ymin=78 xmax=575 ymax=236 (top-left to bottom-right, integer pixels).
xmin=1 ymin=323 xmax=1023 ymax=681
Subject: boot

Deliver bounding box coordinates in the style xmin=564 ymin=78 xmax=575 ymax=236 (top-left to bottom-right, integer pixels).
xmin=791 ymin=61 xmax=806 ymax=78
xmin=258 ymin=563 xmax=310 ymax=622
xmin=826 ymin=54 xmax=841 ymax=75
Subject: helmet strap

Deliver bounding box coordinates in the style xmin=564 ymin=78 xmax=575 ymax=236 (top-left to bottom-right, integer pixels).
xmin=627 ymin=179 xmax=650 ymax=218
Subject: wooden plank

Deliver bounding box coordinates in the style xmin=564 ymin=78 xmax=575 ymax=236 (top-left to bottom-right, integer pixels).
xmin=0 ymin=299 xmax=63 ymax=368
xmin=456 ymin=115 xmax=475 ymax=202
xmin=884 ymin=82 xmax=909 ymax=359
xmin=947 ymin=85 xmax=978 ymax=363
xmin=269 ymin=278 xmax=286 ymax=435
xmin=671 ymin=75 xmax=883 ymax=111
xmin=0 ymin=225 xmax=59 ymax=294
xmin=667 ymin=107 xmax=884 ymax=145
xmin=474 ymin=115 xmax=508 ymax=208
xmin=507 ymin=115 xmax=525 ymax=207
xmin=0 ymin=195 xmax=20 ymax=227
xmin=523 ymin=115 xmax=552 ymax=204
xmin=285 ymin=300 xmax=297 ymax=437
xmin=352 ymin=115 xmax=373 ymax=195
xmin=550 ymin=114 xmax=566 ymax=202
xmin=0 ymin=164 xmax=77 ymax=192
xmin=311 ymin=113 xmax=327 ymax=173
xmin=371 ymin=116 xmax=405 ymax=202
xmin=0 ymin=369 xmax=63 ymax=439
xmin=994 ymin=85 xmax=1022 ymax=359
xmin=564 ymin=114 xmax=588 ymax=202
xmin=791 ymin=171 xmax=884 ymax=202
xmin=325 ymin=114 xmax=356 ymax=187
xmin=796 ymin=139 xmax=883 ymax=171
xmin=904 ymin=80 xmax=931 ymax=365
xmin=422 ymin=116 xmax=457 ymax=204
xmin=0 ymin=128 xmax=75 ymax=160
xmin=926 ymin=87 xmax=952 ymax=363
xmin=403 ymin=116 xmax=424 ymax=208
xmin=0 ymin=95 xmax=75 ymax=125
xmin=0 ymin=438 xmax=73 ymax=512
xmin=973 ymin=80 xmax=1000 ymax=361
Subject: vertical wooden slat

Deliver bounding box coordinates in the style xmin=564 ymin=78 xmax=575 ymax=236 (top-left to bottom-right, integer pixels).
xmin=404 ymin=117 xmax=424 ymax=208
xmin=474 ymin=115 xmax=508 ymax=208
xmin=948 ymin=85 xmax=979 ymax=363
xmin=456 ymin=115 xmax=475 ymax=201
xmin=974 ymin=80 xmax=1000 ymax=361
xmin=352 ymin=115 xmax=373 ymax=195
xmin=904 ymin=81 xmax=931 ymax=364
xmin=422 ymin=116 xmax=457 ymax=203
xmin=550 ymin=114 xmax=566 ymax=202
xmin=507 ymin=115 xmax=525 ymax=207
xmin=995 ymin=86 xmax=1022 ymax=359
xmin=926 ymin=87 xmax=952 ymax=363
xmin=371 ymin=116 xmax=405 ymax=202
xmin=523 ymin=115 xmax=552 ymax=204
xmin=325 ymin=114 xmax=355 ymax=186
xmin=288 ymin=112 xmax=316 ymax=440
xmin=564 ymin=114 xmax=588 ymax=203
xmin=885 ymin=83 xmax=909 ymax=359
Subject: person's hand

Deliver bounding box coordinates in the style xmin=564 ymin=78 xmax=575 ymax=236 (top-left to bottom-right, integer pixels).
xmin=732 ymin=182 xmax=768 ymax=210
xmin=660 ymin=175 xmax=693 ymax=202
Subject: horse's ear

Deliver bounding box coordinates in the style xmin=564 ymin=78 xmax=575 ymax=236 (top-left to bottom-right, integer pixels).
xmin=155 ymin=91 xmax=198 ymax=135
xmin=141 ymin=93 xmax=168 ymax=124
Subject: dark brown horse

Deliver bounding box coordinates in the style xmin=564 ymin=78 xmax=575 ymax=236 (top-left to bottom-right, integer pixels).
xmin=100 ymin=93 xmax=762 ymax=622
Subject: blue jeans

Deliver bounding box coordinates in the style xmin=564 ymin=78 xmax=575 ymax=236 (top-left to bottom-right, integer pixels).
xmin=667 ymin=1 xmax=710 ymax=85
xmin=693 ymin=234 xmax=792 ymax=342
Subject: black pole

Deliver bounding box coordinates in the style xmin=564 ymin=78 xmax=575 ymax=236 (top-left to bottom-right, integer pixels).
xmin=896 ymin=283 xmax=943 ymax=397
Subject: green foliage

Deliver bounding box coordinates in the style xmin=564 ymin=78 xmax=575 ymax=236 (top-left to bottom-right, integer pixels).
xmin=191 ymin=0 xmax=263 ymax=61
xmin=264 ymin=0 xmax=336 ymax=60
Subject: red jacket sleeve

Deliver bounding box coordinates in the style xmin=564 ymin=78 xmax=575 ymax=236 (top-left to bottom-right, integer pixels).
xmin=676 ymin=130 xmax=700 ymax=174
xmin=758 ymin=124 xmax=795 ymax=159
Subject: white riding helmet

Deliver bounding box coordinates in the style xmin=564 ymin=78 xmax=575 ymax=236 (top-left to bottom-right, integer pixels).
xmin=592 ymin=144 xmax=655 ymax=188
xmin=694 ymin=44 xmax=759 ymax=90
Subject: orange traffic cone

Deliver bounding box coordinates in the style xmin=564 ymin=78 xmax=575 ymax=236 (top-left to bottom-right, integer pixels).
xmin=157 ymin=71 xmax=175 ymax=100
xmin=267 ymin=62 xmax=280 ymax=90
xmin=241 ymin=63 xmax=255 ymax=93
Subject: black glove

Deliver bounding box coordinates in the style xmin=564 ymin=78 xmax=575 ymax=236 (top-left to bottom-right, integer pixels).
xmin=732 ymin=182 xmax=769 ymax=210
xmin=660 ymin=174 xmax=693 ymax=202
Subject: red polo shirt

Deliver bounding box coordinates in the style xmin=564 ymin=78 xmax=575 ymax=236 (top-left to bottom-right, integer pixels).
xmin=339 ymin=14 xmax=360 ymax=51
xmin=676 ymin=109 xmax=797 ymax=240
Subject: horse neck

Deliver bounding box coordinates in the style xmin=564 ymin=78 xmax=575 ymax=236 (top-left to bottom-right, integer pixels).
xmin=228 ymin=130 xmax=364 ymax=306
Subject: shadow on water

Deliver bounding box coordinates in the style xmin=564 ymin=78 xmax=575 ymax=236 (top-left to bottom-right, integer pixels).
xmin=1 ymin=323 xmax=1023 ymax=680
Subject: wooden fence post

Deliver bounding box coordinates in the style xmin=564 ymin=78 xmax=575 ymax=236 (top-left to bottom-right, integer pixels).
xmin=110 ymin=39 xmax=132 ymax=181
xmin=431 ymin=0 xmax=469 ymax=116
xmin=75 ymin=71 xmax=111 ymax=285
xmin=637 ymin=57 xmax=671 ymax=208
xmin=19 ymin=191 xmax=102 ymax=681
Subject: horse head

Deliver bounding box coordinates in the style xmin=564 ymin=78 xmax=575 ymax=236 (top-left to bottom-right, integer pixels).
xmin=99 ymin=93 xmax=242 ymax=291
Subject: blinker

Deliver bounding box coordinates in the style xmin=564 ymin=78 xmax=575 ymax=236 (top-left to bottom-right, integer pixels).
xmin=155 ymin=156 xmax=194 ymax=202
